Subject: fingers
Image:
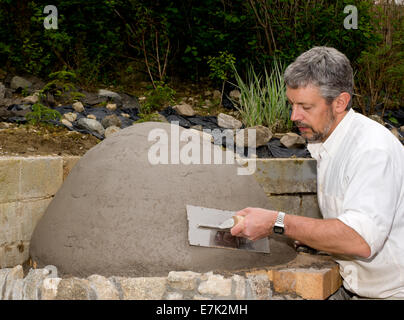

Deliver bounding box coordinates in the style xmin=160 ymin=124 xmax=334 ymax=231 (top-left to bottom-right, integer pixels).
xmin=230 ymin=219 xmax=245 ymax=236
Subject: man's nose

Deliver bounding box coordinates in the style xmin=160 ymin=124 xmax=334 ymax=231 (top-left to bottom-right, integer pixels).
xmin=290 ymin=106 xmax=302 ymax=122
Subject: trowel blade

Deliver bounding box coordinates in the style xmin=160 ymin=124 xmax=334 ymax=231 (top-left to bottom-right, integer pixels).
xmin=186 ymin=205 xmax=270 ymax=254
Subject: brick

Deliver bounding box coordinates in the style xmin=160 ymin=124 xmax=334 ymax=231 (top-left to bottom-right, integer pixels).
xmin=114 ymin=277 xmax=166 ymax=300
xmin=198 ymin=274 xmax=232 ymax=297
xmin=251 ymin=158 xmax=317 ymax=194
xmin=87 ymin=275 xmax=119 ymax=300
xmin=271 ymin=265 xmax=342 ymax=300
xmin=62 ymin=156 xmax=81 ymax=181
xmin=167 ymin=271 xmax=200 ymax=291
xmin=20 ymin=157 xmax=63 ymax=199
xmin=0 ymin=158 xmax=20 ymax=203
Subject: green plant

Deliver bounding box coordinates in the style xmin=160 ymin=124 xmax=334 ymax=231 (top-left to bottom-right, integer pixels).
xmin=231 ymin=60 xmax=292 ymax=132
xmin=134 ymin=112 xmax=163 ymax=124
xmin=141 ymin=81 xmax=176 ymax=114
xmin=41 ymin=70 xmax=85 ymax=103
xmin=25 ymin=102 xmax=61 ymax=125
xmin=207 ymin=51 xmax=236 ymax=105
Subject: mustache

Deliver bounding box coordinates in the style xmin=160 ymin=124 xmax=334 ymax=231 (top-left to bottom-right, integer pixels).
xmin=294 ymin=121 xmax=313 ymax=129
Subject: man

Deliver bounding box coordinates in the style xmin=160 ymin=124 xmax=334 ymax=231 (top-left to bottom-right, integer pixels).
xmin=231 ymin=47 xmax=404 ymax=299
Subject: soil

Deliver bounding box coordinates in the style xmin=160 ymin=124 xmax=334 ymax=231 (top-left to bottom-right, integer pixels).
xmin=0 ymin=122 xmax=100 ymax=157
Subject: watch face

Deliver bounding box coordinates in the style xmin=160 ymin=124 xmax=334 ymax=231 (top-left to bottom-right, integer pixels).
xmin=273 ymin=226 xmax=284 ymax=234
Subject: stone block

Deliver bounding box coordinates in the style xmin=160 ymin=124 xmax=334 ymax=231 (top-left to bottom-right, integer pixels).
xmin=271 ymin=265 xmax=342 ymax=300
xmin=300 ymin=195 xmax=322 ymax=219
xmin=41 ymin=278 xmax=61 ymax=300
xmin=251 ymin=158 xmax=317 ymax=194
xmin=87 ymin=274 xmax=119 ymax=300
xmin=10 ymin=279 xmax=24 ymax=300
xmin=167 ymin=271 xmax=200 ymax=291
xmin=232 ymin=275 xmax=246 ymax=300
xmin=3 ymin=265 xmax=23 ymax=300
xmin=265 ymin=195 xmax=302 ymax=216
xmin=197 ymin=274 xmax=232 ymax=297
xmin=22 ymin=268 xmax=51 ymax=300
xmin=114 ymin=277 xmax=166 ymax=300
xmin=0 ymin=241 xmax=30 ymax=268
xmin=0 ymin=202 xmax=21 ymax=245
xmin=0 ymin=158 xmax=20 ymax=203
xmin=62 ymin=156 xmax=81 ymax=181
xmin=55 ymin=278 xmax=94 ymax=300
xmin=20 ymin=198 xmax=53 ymax=242
xmin=246 ymin=273 xmax=272 ymax=300
xmin=20 ymin=157 xmax=63 ymax=199
xmin=166 ymin=292 xmax=184 ymax=300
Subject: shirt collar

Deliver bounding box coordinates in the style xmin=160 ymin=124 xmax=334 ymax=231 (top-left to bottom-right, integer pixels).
xmin=307 ymin=108 xmax=356 ymax=160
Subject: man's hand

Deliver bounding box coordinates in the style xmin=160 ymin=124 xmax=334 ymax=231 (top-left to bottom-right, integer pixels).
xmin=230 ymin=207 xmax=277 ymax=241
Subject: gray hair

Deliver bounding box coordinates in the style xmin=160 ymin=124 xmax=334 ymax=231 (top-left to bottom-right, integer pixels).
xmin=284 ymin=47 xmax=354 ymax=110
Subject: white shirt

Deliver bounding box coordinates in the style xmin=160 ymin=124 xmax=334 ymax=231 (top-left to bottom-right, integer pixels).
xmin=307 ymin=108 xmax=404 ymax=299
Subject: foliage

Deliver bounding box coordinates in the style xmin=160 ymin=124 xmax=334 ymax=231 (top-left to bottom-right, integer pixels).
xmin=231 ymin=61 xmax=292 ymax=132
xmin=25 ymin=103 xmax=62 ymax=125
xmin=141 ymin=82 xmax=176 ymax=114
xmin=41 ymin=70 xmax=85 ymax=103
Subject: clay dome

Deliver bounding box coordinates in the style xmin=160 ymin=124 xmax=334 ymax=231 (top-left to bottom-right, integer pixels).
xmin=30 ymin=122 xmax=295 ymax=277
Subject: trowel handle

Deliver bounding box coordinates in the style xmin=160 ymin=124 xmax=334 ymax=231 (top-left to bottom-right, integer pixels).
xmin=232 ymin=215 xmax=245 ymax=226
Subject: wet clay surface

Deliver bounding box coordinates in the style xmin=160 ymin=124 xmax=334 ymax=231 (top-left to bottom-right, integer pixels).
xmin=30 ymin=122 xmax=296 ymax=277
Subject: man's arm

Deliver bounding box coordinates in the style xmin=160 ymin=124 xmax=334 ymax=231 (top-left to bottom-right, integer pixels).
xmin=230 ymin=207 xmax=371 ymax=259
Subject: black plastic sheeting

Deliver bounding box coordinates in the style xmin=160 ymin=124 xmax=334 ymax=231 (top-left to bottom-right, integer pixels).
xmin=159 ymin=107 xmax=311 ymax=158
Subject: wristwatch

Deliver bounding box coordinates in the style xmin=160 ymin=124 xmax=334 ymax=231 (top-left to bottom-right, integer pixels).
xmin=273 ymin=211 xmax=286 ymax=234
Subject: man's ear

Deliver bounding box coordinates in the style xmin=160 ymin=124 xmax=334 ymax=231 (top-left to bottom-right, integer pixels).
xmin=334 ymin=92 xmax=351 ymax=113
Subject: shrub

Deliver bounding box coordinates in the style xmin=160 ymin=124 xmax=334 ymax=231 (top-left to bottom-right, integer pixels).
xmin=25 ymin=103 xmax=62 ymax=125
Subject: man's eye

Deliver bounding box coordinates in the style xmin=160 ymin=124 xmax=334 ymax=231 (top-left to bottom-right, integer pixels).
xmin=303 ymin=106 xmax=311 ymax=110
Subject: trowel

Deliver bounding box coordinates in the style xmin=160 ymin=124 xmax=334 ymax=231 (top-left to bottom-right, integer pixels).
xmin=186 ymin=205 xmax=270 ymax=253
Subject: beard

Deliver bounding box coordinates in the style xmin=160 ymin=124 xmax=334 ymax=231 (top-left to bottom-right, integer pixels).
xmin=295 ymin=109 xmax=335 ymax=143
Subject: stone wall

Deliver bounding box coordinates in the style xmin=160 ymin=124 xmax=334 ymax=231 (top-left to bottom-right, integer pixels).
xmin=0 ymin=156 xmax=80 ymax=268
xmin=0 ymin=254 xmax=341 ymax=300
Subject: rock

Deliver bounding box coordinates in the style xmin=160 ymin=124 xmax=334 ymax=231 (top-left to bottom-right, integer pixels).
xmin=204 ymin=90 xmax=212 ymax=97
xmin=77 ymin=118 xmax=105 ymax=136
xmin=106 ymin=103 xmax=117 ymax=111
xmin=61 ymin=119 xmax=73 ymax=127
xmin=400 ymin=125 xmax=404 ymax=132
xmin=173 ymin=103 xmax=196 ymax=116
xmin=113 ymin=277 xmax=166 ymax=300
xmin=190 ymin=125 xmax=203 ymax=131
xmin=390 ymin=127 xmax=400 ymax=140
xmin=229 ymin=89 xmax=241 ymax=100
xmin=80 ymin=91 xmax=108 ymax=106
xmin=198 ymin=274 xmax=232 ymax=297
xmin=10 ymin=76 xmax=32 ymax=91
xmin=3 ymin=265 xmax=24 ymax=300
xmin=368 ymin=114 xmax=384 ymax=125
xmin=22 ymin=95 xmax=39 ymax=104
xmin=46 ymin=93 xmax=56 ymax=106
xmin=55 ymin=278 xmax=94 ymax=300
xmin=87 ymin=275 xmax=119 ymax=300
xmin=41 ymin=278 xmax=61 ymax=300
xmin=120 ymin=112 xmax=130 ymax=118
xmin=22 ymin=268 xmax=50 ymax=300
xmin=167 ymin=271 xmax=200 ymax=291
xmin=280 ymin=132 xmax=306 ymax=148
xmin=102 ymin=114 xmax=122 ymax=128
xmin=63 ymin=112 xmax=77 ymax=123
xmin=87 ymin=114 xmax=97 ymax=120
xmin=98 ymin=89 xmax=122 ymax=102
xmin=104 ymin=125 xmax=121 ymax=138
xmin=232 ymin=275 xmax=246 ymax=300
xmin=0 ymin=82 xmax=5 ymax=99
xmin=72 ymin=101 xmax=84 ymax=113
xmin=212 ymin=90 xmax=221 ymax=100
xmin=217 ymin=113 xmax=242 ymax=129
xmin=235 ymin=125 xmax=273 ymax=148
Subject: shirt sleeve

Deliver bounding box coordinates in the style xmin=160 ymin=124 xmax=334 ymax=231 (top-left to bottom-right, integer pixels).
xmin=337 ymin=149 xmax=398 ymax=259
